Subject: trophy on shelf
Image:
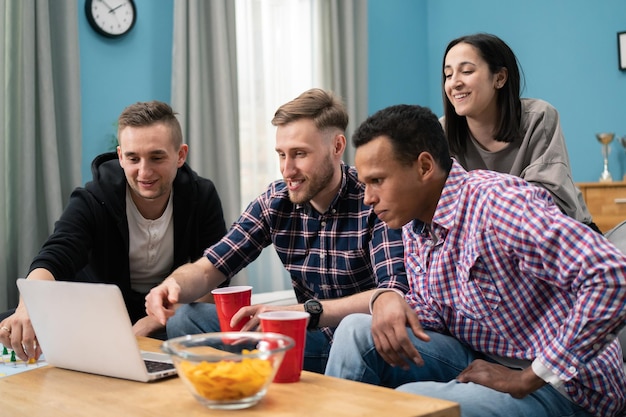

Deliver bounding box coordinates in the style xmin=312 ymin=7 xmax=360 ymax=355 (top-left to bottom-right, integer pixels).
xmin=596 ymin=132 xmax=615 ymax=182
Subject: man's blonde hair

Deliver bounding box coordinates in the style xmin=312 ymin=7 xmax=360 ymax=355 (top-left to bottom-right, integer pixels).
xmin=271 ymin=88 xmax=348 ymax=132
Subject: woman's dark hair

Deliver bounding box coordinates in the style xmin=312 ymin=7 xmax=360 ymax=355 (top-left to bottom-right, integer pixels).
xmin=353 ymin=104 xmax=452 ymax=173
xmin=442 ymin=33 xmax=525 ymax=156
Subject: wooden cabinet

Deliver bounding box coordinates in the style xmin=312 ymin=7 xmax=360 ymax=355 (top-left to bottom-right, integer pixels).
xmin=577 ymin=181 xmax=626 ymax=233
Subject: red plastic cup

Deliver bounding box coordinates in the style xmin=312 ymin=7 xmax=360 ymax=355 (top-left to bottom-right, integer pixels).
xmin=258 ymin=311 xmax=310 ymax=383
xmin=210 ymin=286 xmax=253 ymax=331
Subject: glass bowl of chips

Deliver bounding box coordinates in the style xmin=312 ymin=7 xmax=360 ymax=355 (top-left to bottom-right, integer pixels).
xmin=162 ymin=332 xmax=294 ymax=410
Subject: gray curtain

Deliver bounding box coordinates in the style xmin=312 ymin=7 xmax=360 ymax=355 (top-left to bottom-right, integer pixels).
xmin=325 ymin=0 xmax=368 ymax=165
xmin=171 ymin=0 xmax=241 ymax=227
xmin=0 ymin=0 xmax=82 ymax=310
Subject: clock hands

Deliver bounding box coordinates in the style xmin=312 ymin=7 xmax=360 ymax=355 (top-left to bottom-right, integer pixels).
xmin=109 ymin=4 xmax=125 ymax=14
xmin=100 ymin=0 xmax=115 ymax=11
xmin=99 ymin=0 xmax=125 ymax=15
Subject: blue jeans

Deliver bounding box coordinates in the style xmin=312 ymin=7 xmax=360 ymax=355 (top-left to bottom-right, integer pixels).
xmin=167 ymin=302 xmax=331 ymax=374
xmin=325 ymin=314 xmax=591 ymax=417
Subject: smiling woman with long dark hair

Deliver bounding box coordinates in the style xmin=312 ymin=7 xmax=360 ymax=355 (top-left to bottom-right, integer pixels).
xmin=441 ymin=33 xmax=600 ymax=233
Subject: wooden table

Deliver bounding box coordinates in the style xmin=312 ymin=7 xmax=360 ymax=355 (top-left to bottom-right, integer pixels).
xmin=0 ymin=337 xmax=460 ymax=417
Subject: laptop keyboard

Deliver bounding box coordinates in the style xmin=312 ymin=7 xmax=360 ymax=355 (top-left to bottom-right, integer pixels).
xmin=144 ymin=359 xmax=175 ymax=373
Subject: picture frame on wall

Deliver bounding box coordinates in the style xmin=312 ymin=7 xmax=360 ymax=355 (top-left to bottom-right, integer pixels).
xmin=619 ymin=31 xmax=626 ymax=71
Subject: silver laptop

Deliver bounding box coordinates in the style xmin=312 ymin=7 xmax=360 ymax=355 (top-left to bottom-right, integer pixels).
xmin=16 ymin=278 xmax=177 ymax=382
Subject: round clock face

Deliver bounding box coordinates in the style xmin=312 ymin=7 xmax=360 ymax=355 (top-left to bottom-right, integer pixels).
xmin=85 ymin=0 xmax=136 ymax=38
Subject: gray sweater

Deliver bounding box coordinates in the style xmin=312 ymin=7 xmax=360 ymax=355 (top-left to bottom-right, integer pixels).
xmin=446 ymin=98 xmax=593 ymax=226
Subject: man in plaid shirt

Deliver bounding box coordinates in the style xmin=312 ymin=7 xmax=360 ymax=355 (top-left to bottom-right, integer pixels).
xmin=146 ymin=89 xmax=408 ymax=374
xmin=325 ymin=104 xmax=626 ymax=417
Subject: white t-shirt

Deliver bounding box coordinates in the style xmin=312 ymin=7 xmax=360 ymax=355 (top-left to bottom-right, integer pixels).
xmin=125 ymin=187 xmax=174 ymax=293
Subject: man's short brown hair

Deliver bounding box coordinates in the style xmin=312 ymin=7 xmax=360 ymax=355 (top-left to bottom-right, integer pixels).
xmin=271 ymin=88 xmax=348 ymax=132
xmin=117 ymin=100 xmax=183 ymax=148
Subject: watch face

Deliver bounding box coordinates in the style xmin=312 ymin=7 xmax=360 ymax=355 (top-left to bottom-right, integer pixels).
xmin=305 ymin=300 xmax=323 ymax=314
xmin=86 ymin=0 xmax=136 ymax=38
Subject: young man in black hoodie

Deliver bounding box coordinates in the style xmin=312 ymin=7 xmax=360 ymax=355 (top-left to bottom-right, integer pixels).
xmin=0 ymin=101 xmax=227 ymax=361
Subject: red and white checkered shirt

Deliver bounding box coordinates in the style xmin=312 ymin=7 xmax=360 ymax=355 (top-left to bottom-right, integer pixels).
xmin=403 ymin=160 xmax=626 ymax=417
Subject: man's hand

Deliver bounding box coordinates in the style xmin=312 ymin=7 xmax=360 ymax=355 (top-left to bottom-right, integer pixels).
xmin=457 ymin=359 xmax=546 ymax=398
xmin=145 ymin=278 xmax=181 ymax=325
xmin=0 ymin=305 xmax=42 ymax=361
xmin=231 ymin=304 xmax=303 ymax=331
xmin=132 ymin=315 xmax=165 ymax=337
xmin=371 ymin=291 xmax=430 ymax=369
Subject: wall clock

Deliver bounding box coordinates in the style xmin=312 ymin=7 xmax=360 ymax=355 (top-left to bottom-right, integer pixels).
xmin=85 ymin=0 xmax=137 ymax=38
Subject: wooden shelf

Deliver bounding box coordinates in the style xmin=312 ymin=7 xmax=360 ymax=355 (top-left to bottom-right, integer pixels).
xmin=577 ymin=181 xmax=626 ymax=233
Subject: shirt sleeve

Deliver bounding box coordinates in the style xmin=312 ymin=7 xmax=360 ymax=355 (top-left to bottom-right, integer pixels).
xmin=369 ymin=215 xmax=409 ymax=294
xmin=493 ymin=185 xmax=626 ymax=381
xmin=29 ymin=187 xmax=97 ymax=279
xmin=205 ymin=194 xmax=271 ymax=279
xmin=531 ymin=358 xmax=564 ymax=387
xmin=401 ymin=224 xmax=448 ymax=332
xmin=517 ymin=100 xmax=592 ymax=224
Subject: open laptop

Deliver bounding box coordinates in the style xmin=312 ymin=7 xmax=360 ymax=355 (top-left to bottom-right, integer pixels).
xmin=16 ymin=278 xmax=177 ymax=382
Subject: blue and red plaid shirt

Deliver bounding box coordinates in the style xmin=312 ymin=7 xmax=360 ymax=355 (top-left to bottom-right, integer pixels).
xmin=403 ymin=160 xmax=626 ymax=417
xmin=205 ymin=164 xmax=408 ymax=338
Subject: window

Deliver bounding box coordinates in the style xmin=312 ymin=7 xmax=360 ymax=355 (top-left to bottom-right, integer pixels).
xmin=236 ymin=0 xmax=327 ymax=205
xmin=235 ymin=0 xmax=329 ymax=292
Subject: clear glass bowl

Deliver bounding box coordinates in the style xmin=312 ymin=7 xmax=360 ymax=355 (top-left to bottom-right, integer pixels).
xmin=161 ymin=332 xmax=294 ymax=410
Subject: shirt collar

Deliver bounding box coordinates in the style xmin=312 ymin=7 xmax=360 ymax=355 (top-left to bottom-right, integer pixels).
xmin=410 ymin=158 xmax=467 ymax=234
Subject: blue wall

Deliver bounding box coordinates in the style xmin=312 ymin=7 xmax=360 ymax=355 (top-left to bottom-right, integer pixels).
xmin=79 ymin=0 xmax=626 ymax=183
xmin=368 ymin=0 xmax=626 ymax=183
xmin=79 ymin=0 xmax=173 ymax=180
xmin=367 ymin=0 xmax=428 ymax=113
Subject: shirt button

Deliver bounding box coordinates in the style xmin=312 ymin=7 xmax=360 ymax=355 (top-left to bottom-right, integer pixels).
xmin=568 ymin=366 xmax=576 ymax=374
xmin=320 ymin=253 xmax=325 ymax=259
xmin=321 ymin=221 xmax=326 ymax=227
xmin=593 ymin=343 xmax=602 ymax=351
xmin=331 ymin=209 xmax=336 ymax=214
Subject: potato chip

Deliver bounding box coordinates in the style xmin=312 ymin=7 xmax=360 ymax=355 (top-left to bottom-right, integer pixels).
xmin=179 ymin=349 xmax=273 ymax=401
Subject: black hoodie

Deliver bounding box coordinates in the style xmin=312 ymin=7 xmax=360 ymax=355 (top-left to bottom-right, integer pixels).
xmin=29 ymin=152 xmax=227 ymax=323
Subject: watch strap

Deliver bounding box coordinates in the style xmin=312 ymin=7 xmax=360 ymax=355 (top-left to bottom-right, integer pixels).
xmin=304 ymin=299 xmax=322 ymax=330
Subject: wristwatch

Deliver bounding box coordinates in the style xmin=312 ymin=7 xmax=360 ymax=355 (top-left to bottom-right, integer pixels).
xmin=303 ymin=299 xmax=323 ymax=330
